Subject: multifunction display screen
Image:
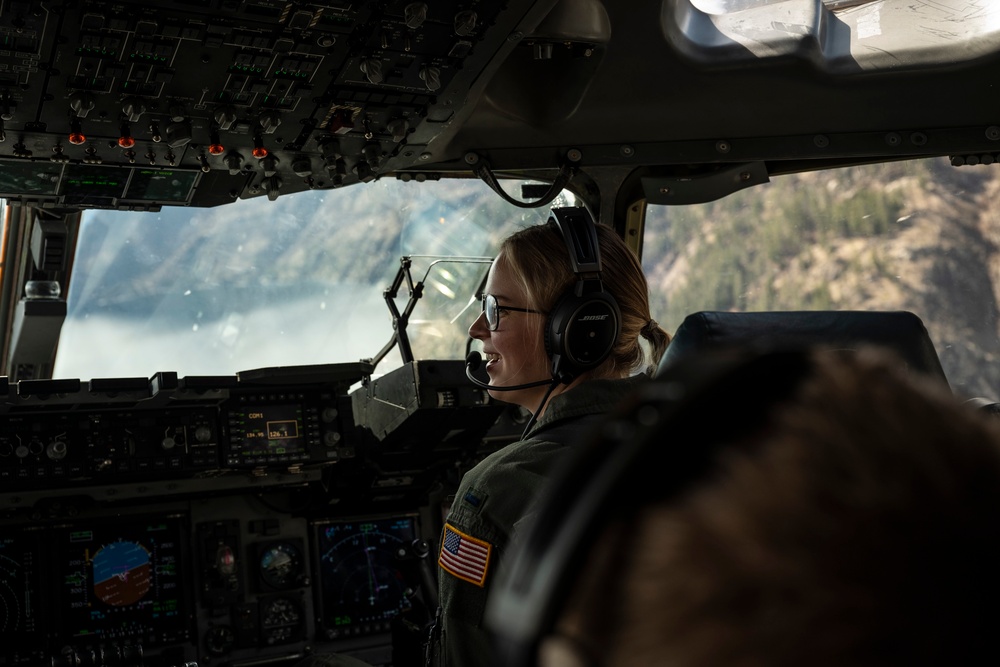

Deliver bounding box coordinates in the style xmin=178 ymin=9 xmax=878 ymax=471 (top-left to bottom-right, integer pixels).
xmin=0 ymin=528 xmax=46 ymax=663
xmin=313 ymin=515 xmax=419 ymax=638
xmin=57 ymin=513 xmax=191 ymax=646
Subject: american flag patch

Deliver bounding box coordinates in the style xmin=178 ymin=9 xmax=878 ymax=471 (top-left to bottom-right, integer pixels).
xmin=438 ymin=523 xmax=492 ymax=587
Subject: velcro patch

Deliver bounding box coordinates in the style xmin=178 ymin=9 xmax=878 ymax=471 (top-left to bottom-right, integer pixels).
xmin=462 ymin=489 xmax=485 ymax=508
xmin=438 ymin=523 xmax=492 ymax=587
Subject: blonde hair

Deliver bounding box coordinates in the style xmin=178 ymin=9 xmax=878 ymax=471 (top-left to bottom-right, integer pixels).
xmin=498 ymin=221 xmax=670 ymax=377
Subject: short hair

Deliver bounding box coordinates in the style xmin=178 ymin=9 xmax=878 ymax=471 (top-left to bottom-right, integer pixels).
xmin=555 ymin=348 xmax=1000 ymax=667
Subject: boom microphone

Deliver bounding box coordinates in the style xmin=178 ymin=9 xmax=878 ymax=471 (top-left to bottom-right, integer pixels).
xmin=465 ymin=352 xmax=557 ymax=391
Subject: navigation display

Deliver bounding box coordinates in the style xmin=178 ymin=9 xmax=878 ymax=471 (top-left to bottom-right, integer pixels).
xmin=313 ymin=515 xmax=419 ymax=638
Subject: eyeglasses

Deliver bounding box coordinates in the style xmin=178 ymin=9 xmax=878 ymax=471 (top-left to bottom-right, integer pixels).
xmin=481 ymin=293 xmax=544 ymax=331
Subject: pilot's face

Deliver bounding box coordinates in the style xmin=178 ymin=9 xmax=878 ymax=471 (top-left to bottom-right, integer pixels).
xmin=469 ymin=252 xmax=550 ymax=411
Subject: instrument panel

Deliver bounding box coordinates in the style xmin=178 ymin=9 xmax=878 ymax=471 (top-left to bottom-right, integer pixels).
xmin=0 ymin=359 xmax=518 ymax=667
xmin=0 ymin=0 xmax=549 ymax=210
xmin=0 ymin=501 xmax=432 ymax=667
xmin=0 ymin=365 xmax=364 ymax=497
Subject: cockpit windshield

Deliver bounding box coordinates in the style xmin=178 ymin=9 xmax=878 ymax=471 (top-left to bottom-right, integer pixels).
xmin=26 ymin=154 xmax=998 ymax=401
xmin=49 ymin=180 xmax=568 ymax=380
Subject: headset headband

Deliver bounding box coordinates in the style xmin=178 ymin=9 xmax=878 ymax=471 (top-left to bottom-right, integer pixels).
xmin=550 ymin=207 xmax=602 ymax=276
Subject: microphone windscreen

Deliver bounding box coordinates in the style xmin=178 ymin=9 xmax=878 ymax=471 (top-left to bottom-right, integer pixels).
xmin=466 ymin=351 xmax=483 ymax=370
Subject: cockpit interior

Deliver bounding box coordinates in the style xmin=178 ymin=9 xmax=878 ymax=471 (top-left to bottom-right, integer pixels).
xmin=1 ymin=1 xmax=999 ymax=666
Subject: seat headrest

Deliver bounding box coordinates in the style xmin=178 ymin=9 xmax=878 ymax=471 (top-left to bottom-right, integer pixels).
xmin=660 ymin=310 xmax=949 ymax=387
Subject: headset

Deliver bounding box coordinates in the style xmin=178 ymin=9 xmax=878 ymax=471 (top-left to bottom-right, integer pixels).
xmin=483 ymin=346 xmax=816 ymax=667
xmin=544 ymin=206 xmax=622 ymax=383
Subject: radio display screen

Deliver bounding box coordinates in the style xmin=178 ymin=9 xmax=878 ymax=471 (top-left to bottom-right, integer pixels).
xmin=230 ymin=403 xmax=307 ymax=458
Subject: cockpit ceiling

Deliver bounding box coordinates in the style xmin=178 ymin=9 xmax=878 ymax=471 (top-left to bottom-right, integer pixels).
xmin=0 ymin=0 xmax=562 ymax=209
xmin=0 ymin=0 xmax=998 ymax=211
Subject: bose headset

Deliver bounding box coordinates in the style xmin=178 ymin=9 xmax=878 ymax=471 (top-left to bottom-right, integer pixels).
xmin=544 ymin=206 xmax=622 ymax=383
xmin=483 ymin=346 xmax=817 ymax=667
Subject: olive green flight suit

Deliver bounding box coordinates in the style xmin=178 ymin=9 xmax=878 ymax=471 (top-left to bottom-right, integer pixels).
xmin=426 ymin=375 xmax=649 ymax=667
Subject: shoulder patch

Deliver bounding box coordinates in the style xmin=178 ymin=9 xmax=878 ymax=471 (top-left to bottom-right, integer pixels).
xmin=438 ymin=523 xmax=492 ymax=587
xmin=462 ymin=488 xmax=486 ymax=509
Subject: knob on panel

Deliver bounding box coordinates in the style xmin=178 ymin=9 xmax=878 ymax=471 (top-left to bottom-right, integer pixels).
xmin=360 ymin=57 xmax=384 ymax=84
xmin=46 ymin=439 xmax=67 ymax=460
xmin=455 ymin=10 xmax=477 ymax=36
xmin=419 ymin=65 xmax=442 ymax=91
xmin=258 ymin=110 xmax=282 ymax=134
xmin=122 ymin=97 xmax=147 ymax=122
xmin=69 ymin=92 xmax=96 ymax=118
xmin=264 ymin=175 xmax=282 ymax=201
xmin=165 ymin=119 xmax=192 ymax=148
xmin=215 ymin=105 xmax=238 ymax=130
xmin=291 ymin=157 xmax=312 ymax=177
xmin=405 ymin=2 xmax=428 ymax=29
xmin=225 ymin=152 xmax=245 ymax=175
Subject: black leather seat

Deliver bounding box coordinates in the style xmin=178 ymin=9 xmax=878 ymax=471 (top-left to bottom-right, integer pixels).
xmin=659 ymin=310 xmax=949 ymax=388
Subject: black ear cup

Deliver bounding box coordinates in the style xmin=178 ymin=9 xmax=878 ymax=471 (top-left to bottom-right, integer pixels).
xmin=544 ymin=281 xmax=621 ymax=382
xmin=545 ymin=207 xmax=622 ymax=382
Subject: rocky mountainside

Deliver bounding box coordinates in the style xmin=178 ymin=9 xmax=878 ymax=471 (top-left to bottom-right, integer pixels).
xmin=642 ymin=157 xmax=1000 ymax=399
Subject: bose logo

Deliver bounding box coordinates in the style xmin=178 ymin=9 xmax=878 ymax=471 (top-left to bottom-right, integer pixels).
xmin=579 ymin=315 xmax=609 ymax=321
